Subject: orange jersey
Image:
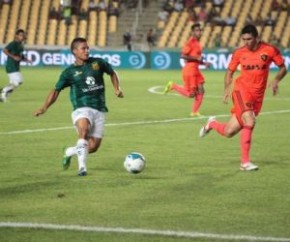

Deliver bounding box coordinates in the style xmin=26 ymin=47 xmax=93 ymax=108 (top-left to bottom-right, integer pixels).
xmin=182 ymin=37 xmax=202 ymax=72
xmin=228 ymin=42 xmax=284 ymax=96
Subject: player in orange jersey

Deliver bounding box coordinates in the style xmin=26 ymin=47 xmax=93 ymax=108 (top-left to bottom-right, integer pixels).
xmin=163 ymin=23 xmax=211 ymax=116
xmin=199 ymin=24 xmax=287 ymax=171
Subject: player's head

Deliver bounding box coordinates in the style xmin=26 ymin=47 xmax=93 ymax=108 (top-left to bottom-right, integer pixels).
xmin=241 ymin=25 xmax=259 ymax=51
xmin=71 ymin=37 xmax=89 ymax=62
xmin=15 ymin=29 xmax=26 ymax=42
xmin=191 ymin=23 xmax=202 ymax=39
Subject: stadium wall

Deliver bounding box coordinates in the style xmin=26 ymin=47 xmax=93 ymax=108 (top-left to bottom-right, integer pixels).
xmin=0 ymin=48 xmax=289 ymax=70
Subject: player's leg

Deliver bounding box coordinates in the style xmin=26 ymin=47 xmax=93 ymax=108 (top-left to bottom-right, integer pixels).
xmin=75 ymin=118 xmax=90 ymax=176
xmin=1 ymin=72 xmax=23 ymax=102
xmin=191 ymin=81 xmax=204 ymax=116
xmin=199 ymin=114 xmax=241 ymax=137
xmin=167 ymin=70 xmax=192 ymax=97
xmin=239 ymin=103 xmax=259 ymax=171
xmin=63 ymin=108 xmax=92 ymax=175
xmin=230 ymin=89 xmax=258 ymax=170
xmin=88 ymin=137 xmax=102 ymax=153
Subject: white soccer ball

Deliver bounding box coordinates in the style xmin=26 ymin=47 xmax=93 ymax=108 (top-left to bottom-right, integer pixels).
xmin=124 ymin=152 xmax=146 ymax=174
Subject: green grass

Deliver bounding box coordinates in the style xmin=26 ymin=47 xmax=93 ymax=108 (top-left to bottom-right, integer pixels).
xmin=0 ymin=67 xmax=290 ymax=242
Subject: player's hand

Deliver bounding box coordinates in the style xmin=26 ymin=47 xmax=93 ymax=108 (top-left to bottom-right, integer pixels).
xmin=223 ymin=85 xmax=232 ymax=104
xmin=223 ymin=94 xmax=229 ymax=104
xmin=204 ymin=62 xmax=211 ymax=69
xmin=223 ymin=90 xmax=231 ymax=104
xmin=27 ymin=59 xmax=33 ymax=64
xmin=115 ymin=90 xmax=124 ymax=98
xmin=14 ymin=56 xmax=22 ymax=61
xmin=268 ymin=80 xmax=279 ymax=96
xmin=34 ymin=108 xmax=46 ymax=117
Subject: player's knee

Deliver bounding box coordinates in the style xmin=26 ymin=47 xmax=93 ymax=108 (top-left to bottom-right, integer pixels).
xmin=242 ymin=117 xmax=256 ymax=128
xmin=241 ymin=112 xmax=256 ymax=127
xmin=11 ymin=81 xmax=22 ymax=88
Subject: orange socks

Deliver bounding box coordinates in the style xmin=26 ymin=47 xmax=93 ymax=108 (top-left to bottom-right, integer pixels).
xmin=192 ymin=93 xmax=204 ymax=113
xmin=172 ymin=83 xmax=191 ymax=97
xmin=209 ymin=120 xmax=226 ymax=136
xmin=240 ymin=125 xmax=253 ymax=164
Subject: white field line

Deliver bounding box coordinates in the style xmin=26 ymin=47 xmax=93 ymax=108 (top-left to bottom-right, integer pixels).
xmin=0 ymin=222 xmax=290 ymax=241
xmin=0 ymin=110 xmax=290 ymax=135
xmin=149 ymin=86 xmax=290 ymax=100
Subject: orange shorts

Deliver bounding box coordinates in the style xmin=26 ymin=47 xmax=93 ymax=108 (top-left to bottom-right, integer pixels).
xmin=182 ymin=69 xmax=204 ymax=94
xmin=231 ymin=89 xmax=264 ymax=124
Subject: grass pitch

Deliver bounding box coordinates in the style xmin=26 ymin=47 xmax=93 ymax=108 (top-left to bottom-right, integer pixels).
xmin=0 ymin=67 xmax=290 ymax=242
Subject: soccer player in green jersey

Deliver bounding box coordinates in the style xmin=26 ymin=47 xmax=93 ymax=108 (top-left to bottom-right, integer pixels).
xmin=34 ymin=37 xmax=124 ymax=176
xmin=1 ymin=29 xmax=32 ymax=102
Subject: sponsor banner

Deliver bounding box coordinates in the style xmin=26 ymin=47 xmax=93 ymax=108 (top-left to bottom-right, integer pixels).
xmin=0 ymin=48 xmax=289 ymax=70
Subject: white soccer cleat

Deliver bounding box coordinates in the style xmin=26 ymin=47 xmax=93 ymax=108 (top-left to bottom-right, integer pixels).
xmin=0 ymin=91 xmax=7 ymax=102
xmin=199 ymin=116 xmax=216 ymax=137
xmin=240 ymin=162 xmax=259 ymax=171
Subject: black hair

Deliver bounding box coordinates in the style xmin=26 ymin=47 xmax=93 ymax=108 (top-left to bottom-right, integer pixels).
xmin=70 ymin=37 xmax=87 ymax=52
xmin=241 ymin=24 xmax=258 ymax=37
xmin=191 ymin=23 xmax=201 ymax=31
xmin=16 ymin=29 xmax=25 ymax=35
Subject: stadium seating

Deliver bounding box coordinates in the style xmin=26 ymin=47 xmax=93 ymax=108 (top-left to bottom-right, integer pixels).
xmin=0 ymin=0 xmax=288 ymax=49
xmin=5 ymin=1 xmax=21 ymax=42
xmin=47 ymin=19 xmax=58 ymax=45
xmin=26 ymin=0 xmax=41 ymax=45
xmin=155 ymin=0 xmax=289 ymax=49
xmin=87 ymin=10 xmax=98 ymax=46
xmin=36 ymin=0 xmax=50 ymax=45
xmin=98 ymin=11 xmax=107 ymax=47
xmin=0 ymin=4 xmax=10 ymax=43
xmin=56 ymin=20 xmax=67 ymax=46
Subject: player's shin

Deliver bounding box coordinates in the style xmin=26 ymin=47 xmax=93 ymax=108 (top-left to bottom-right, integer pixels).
xmin=76 ymin=139 xmax=89 ymax=171
xmin=240 ymin=126 xmax=253 ymax=163
xmin=192 ymin=93 xmax=204 ymax=113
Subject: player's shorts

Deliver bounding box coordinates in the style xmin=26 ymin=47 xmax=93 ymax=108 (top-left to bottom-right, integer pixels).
xmin=182 ymin=70 xmax=204 ymax=94
xmin=8 ymin=72 xmax=23 ymax=86
xmin=71 ymin=107 xmax=105 ymax=138
xmin=231 ymin=89 xmax=264 ymax=125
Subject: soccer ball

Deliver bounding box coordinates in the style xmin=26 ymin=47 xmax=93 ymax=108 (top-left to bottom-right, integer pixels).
xmin=124 ymin=152 xmax=146 ymax=174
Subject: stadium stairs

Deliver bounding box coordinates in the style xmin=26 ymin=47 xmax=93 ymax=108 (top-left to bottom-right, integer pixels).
xmin=107 ymin=0 xmax=163 ymax=50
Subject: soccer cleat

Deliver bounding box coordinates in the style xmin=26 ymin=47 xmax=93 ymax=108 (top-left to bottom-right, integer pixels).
xmin=190 ymin=112 xmax=201 ymax=117
xmin=240 ymin=162 xmax=259 ymax=171
xmin=62 ymin=155 xmax=71 ymax=170
xmin=62 ymin=147 xmax=71 ymax=170
xmin=163 ymin=81 xmax=173 ymax=94
xmin=78 ymin=167 xmax=87 ymax=176
xmin=199 ymin=116 xmax=216 ymax=137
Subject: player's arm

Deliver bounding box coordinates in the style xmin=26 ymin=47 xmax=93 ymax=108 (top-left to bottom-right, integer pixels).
xmin=34 ymin=89 xmax=60 ymax=116
xmin=268 ymin=63 xmax=287 ymax=96
xmin=3 ymin=48 xmax=22 ymax=61
xmin=181 ymin=54 xmax=211 ymax=68
xmin=110 ymin=70 xmax=123 ymax=98
xmin=21 ymin=54 xmax=33 ymax=64
xmin=223 ymin=69 xmax=234 ymax=104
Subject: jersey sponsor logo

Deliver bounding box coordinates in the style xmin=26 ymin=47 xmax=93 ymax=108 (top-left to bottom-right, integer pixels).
xmin=74 ymin=71 xmax=82 ymax=76
xmin=92 ymin=62 xmax=99 ymax=70
xmin=242 ymin=64 xmax=267 ymax=70
xmin=260 ymin=54 xmax=268 ymax=62
xmin=82 ymin=76 xmax=103 ymax=93
xmin=82 ymin=85 xmax=104 ymax=93
xmin=85 ymin=76 xmax=96 ymax=85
